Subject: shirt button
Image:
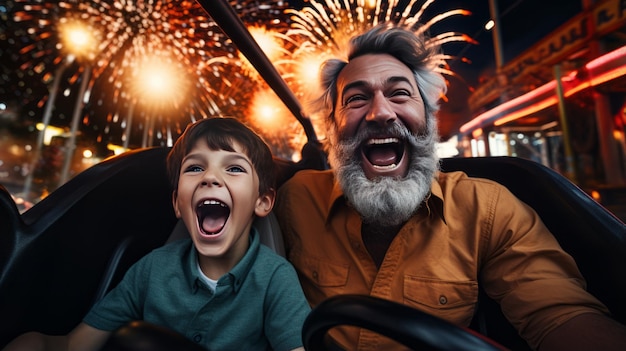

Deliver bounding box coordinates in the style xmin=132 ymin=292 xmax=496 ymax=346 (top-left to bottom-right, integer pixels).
xmin=312 ymin=271 xmax=319 ymax=281
xmin=439 ymin=295 xmax=448 ymax=305
xmin=193 ymin=333 xmax=202 ymax=343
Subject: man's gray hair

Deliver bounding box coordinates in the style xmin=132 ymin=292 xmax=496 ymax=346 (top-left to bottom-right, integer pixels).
xmin=304 ymin=23 xmax=447 ymax=129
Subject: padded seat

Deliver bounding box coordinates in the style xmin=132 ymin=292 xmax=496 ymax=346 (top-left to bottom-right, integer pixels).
xmin=1 ymin=149 xmax=624 ymax=350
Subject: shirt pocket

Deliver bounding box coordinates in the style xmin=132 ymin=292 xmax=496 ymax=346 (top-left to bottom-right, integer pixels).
xmin=293 ymin=254 xmax=349 ymax=288
xmin=403 ymin=276 xmax=478 ymax=325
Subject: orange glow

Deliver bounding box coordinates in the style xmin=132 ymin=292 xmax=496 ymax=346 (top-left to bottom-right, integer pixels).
xmin=461 ymin=45 xmax=626 ymax=133
xmin=589 ymin=66 xmax=626 ymax=86
xmin=58 ymin=20 xmax=99 ymax=61
xmin=460 ymin=81 xmax=557 ymax=133
xmin=131 ymin=55 xmax=189 ymax=110
xmin=590 ymin=190 xmax=601 ymax=202
xmin=494 ymin=97 xmax=558 ymax=126
xmin=248 ymin=88 xmax=291 ymax=132
xmin=293 ymin=54 xmax=325 ymax=91
xmin=247 ymin=26 xmax=287 ymax=63
xmin=241 ymin=26 xmax=288 ymax=79
xmin=586 ymin=46 xmax=626 ymax=70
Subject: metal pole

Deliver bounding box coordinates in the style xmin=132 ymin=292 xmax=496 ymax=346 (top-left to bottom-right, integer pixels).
xmin=142 ymin=113 xmax=151 ymax=148
xmin=195 ymin=0 xmax=318 ymax=143
xmin=123 ymin=100 xmax=135 ymax=150
xmin=553 ymin=64 xmax=577 ymax=182
xmin=581 ymin=0 xmax=625 ymax=185
xmin=59 ymin=64 xmax=91 ymax=186
xmin=22 ymin=60 xmax=70 ymax=199
xmin=488 ymin=0 xmax=505 ymax=71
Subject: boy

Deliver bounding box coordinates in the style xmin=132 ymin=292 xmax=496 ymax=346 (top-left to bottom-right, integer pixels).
xmin=4 ymin=117 xmax=310 ymax=351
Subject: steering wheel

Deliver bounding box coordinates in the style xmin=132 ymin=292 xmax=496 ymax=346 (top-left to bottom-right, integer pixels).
xmin=100 ymin=321 xmax=207 ymax=351
xmin=302 ymin=295 xmax=508 ymax=351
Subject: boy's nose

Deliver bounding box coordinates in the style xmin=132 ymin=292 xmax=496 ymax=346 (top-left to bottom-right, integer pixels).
xmin=366 ymin=91 xmax=396 ymax=126
xmin=201 ymin=171 xmax=222 ymax=187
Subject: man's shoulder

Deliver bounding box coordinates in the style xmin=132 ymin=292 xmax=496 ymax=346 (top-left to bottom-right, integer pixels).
xmin=435 ymin=170 xmax=507 ymax=201
xmin=437 ymin=170 xmax=503 ymax=189
xmin=287 ymin=168 xmax=334 ymax=184
xmin=279 ymin=168 xmax=335 ymax=196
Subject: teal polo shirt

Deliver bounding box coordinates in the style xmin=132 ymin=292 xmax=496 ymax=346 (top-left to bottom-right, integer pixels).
xmin=84 ymin=228 xmax=310 ymax=351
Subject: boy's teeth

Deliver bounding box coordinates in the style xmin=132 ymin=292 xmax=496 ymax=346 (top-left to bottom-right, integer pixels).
xmin=202 ymin=200 xmax=226 ymax=207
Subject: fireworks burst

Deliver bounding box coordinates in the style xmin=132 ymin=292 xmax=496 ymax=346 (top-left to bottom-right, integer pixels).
xmin=1 ymin=0 xmax=290 ymax=150
xmin=286 ymin=0 xmax=474 ymax=72
xmin=272 ymin=0 xmax=476 ymax=143
xmin=1 ymin=0 xmax=476 ymax=162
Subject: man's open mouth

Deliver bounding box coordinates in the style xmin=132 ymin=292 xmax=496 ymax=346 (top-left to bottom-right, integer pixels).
xmin=362 ymin=137 xmax=405 ymax=169
xmin=196 ymin=199 xmax=230 ymax=235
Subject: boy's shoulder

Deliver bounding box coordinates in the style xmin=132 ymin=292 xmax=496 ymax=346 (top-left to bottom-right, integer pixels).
xmin=140 ymin=238 xmax=193 ymax=265
xmin=256 ymin=243 xmax=289 ymax=264
xmin=250 ymin=243 xmax=295 ymax=277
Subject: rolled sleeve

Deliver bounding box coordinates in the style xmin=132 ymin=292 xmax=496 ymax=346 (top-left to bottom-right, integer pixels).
xmin=480 ymin=185 xmax=609 ymax=349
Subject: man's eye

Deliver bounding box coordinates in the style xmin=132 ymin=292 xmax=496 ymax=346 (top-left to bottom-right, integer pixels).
xmin=391 ymin=89 xmax=411 ymax=97
xmin=344 ymin=94 xmax=368 ymax=106
xmin=388 ymin=90 xmax=412 ymax=102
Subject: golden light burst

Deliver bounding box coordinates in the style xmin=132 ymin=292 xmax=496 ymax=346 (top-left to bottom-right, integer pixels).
xmin=244 ymin=0 xmax=477 ymax=156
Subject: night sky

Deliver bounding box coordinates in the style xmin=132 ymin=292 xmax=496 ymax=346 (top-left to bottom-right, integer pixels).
xmin=0 ymin=0 xmax=584 ymax=146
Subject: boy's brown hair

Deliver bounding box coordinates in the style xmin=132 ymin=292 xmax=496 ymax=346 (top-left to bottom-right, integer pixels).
xmin=167 ymin=117 xmax=275 ymax=195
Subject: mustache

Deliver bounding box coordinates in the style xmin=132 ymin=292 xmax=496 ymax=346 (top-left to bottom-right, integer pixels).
xmin=328 ymin=119 xmax=440 ymax=226
xmin=345 ymin=122 xmax=413 ymax=146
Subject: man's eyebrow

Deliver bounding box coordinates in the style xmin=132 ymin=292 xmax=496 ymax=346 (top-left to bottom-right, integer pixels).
xmin=340 ymin=76 xmax=415 ymax=97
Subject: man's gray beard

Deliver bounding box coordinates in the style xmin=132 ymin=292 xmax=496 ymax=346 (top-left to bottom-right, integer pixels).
xmin=327 ymin=121 xmax=440 ymax=227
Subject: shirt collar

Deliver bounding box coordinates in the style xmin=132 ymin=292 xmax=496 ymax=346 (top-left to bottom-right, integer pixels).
xmin=325 ymin=172 xmax=446 ymax=224
xmin=187 ymin=227 xmax=261 ymax=293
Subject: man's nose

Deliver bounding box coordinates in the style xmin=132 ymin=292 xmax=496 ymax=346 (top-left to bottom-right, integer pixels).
xmin=366 ymin=91 xmax=396 ymax=125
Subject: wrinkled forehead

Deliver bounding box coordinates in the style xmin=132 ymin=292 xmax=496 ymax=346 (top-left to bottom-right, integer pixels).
xmin=336 ymin=53 xmax=418 ymax=96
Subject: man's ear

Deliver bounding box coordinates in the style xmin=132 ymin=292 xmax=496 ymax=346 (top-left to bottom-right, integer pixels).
xmin=254 ymin=188 xmax=276 ymax=218
xmin=172 ymin=190 xmax=182 ymax=218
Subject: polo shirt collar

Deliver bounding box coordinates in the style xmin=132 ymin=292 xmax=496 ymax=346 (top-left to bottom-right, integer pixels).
xmin=187 ymin=227 xmax=261 ymax=293
xmin=325 ymin=173 xmax=446 ymax=224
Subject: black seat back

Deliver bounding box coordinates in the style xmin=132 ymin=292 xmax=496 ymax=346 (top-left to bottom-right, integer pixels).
xmin=1 ymin=152 xmax=624 ymax=350
xmin=0 ymin=147 xmax=178 ymax=347
xmin=0 ymin=145 xmax=313 ymax=348
xmin=441 ymin=156 xmax=626 ymax=348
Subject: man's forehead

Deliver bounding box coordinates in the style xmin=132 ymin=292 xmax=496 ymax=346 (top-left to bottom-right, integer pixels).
xmin=337 ymin=53 xmax=417 ymax=91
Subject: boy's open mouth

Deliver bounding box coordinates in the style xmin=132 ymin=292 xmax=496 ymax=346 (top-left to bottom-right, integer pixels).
xmin=197 ymin=199 xmax=230 ymax=235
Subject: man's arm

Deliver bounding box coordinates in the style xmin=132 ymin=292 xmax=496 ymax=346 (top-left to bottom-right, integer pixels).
xmin=2 ymin=323 xmax=110 ymax=351
xmin=539 ymin=313 xmax=626 ymax=351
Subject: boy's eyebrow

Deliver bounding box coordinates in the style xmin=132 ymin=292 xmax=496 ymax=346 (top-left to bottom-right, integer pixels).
xmin=223 ymin=153 xmax=254 ymax=167
xmin=182 ymin=151 xmax=254 ymax=167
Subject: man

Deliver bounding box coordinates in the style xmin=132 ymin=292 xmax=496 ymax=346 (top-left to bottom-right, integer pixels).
xmin=274 ymin=23 xmax=626 ymax=350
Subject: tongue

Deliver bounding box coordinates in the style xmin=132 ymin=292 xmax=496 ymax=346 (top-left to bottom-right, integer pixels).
xmin=202 ymin=215 xmax=226 ymax=234
xmin=367 ymin=146 xmax=397 ymax=166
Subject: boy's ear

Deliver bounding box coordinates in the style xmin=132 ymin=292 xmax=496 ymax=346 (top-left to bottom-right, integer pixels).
xmin=172 ymin=190 xmax=182 ymax=218
xmin=254 ymin=188 xmax=276 ymax=218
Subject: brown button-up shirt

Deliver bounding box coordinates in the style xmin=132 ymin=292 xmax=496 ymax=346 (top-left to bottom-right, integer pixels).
xmin=275 ymin=169 xmax=608 ymax=350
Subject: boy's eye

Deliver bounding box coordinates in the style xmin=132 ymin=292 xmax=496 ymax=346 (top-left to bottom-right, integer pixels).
xmin=184 ymin=165 xmax=204 ymax=173
xmin=227 ymin=165 xmax=246 ymax=173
